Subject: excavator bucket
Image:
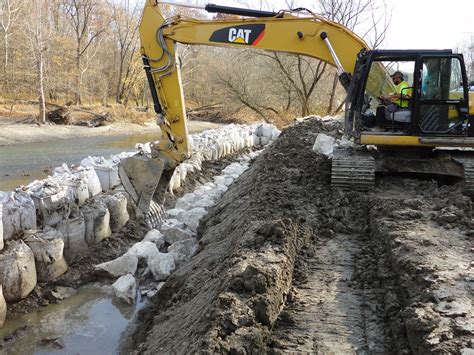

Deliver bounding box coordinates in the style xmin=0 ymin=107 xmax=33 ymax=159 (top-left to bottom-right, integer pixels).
xmin=118 ymin=154 xmax=174 ymax=228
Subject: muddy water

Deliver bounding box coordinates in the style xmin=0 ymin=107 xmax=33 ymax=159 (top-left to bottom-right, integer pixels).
xmin=0 ymin=119 xmax=224 ymax=191
xmin=0 ymin=132 xmax=160 ymax=191
xmin=0 ymin=286 xmax=145 ymax=354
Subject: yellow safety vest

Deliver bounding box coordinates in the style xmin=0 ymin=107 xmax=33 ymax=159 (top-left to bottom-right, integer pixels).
xmin=394 ymin=81 xmax=411 ymax=108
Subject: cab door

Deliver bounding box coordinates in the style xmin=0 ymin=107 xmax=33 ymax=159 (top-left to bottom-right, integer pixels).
xmin=415 ymin=54 xmax=469 ymax=136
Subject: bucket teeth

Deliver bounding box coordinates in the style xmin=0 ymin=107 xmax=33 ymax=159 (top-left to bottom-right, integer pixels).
xmin=146 ymin=200 xmax=166 ymax=229
xmin=331 ymin=148 xmax=375 ymax=191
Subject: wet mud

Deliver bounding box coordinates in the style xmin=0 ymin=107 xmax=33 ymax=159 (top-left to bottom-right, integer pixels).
xmin=126 ymin=117 xmax=473 ymax=354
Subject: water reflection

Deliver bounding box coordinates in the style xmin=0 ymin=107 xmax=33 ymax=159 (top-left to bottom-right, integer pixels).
xmin=0 ymin=286 xmax=144 ymax=355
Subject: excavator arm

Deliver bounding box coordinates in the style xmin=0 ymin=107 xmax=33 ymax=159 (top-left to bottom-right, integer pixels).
xmin=120 ymin=0 xmax=369 ymax=225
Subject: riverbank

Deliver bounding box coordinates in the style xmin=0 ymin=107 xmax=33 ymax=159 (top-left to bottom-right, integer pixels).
xmin=0 ymin=121 xmax=223 ymax=146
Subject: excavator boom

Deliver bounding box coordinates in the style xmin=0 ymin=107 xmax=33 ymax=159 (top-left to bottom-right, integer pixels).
xmin=120 ymin=0 xmax=369 ymax=225
xmin=120 ymin=1 xmax=474 ymax=225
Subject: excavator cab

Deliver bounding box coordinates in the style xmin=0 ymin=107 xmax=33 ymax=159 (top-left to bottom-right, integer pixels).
xmin=334 ymin=49 xmax=474 ymax=193
xmin=346 ymin=49 xmax=472 ymax=140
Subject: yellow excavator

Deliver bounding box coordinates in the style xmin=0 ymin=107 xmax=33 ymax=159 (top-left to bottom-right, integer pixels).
xmin=119 ymin=0 xmax=474 ymax=225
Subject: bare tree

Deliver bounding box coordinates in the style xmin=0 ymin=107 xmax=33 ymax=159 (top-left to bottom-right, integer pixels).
xmin=0 ymin=0 xmax=23 ymax=67
xmin=24 ymin=0 xmax=51 ymax=124
xmin=0 ymin=0 xmax=24 ymax=90
xmin=109 ymin=0 xmax=140 ymax=104
xmin=261 ymin=52 xmax=327 ymax=116
xmin=318 ymin=0 xmax=391 ymax=114
xmin=63 ymin=0 xmax=109 ymax=104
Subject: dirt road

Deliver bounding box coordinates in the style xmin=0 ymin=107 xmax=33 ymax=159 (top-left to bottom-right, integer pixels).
xmin=125 ymin=118 xmax=473 ymax=354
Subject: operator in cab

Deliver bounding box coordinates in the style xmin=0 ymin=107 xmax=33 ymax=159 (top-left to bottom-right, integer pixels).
xmin=380 ymin=71 xmax=412 ymax=107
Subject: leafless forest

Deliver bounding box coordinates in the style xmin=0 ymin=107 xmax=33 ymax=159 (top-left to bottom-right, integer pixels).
xmin=0 ymin=0 xmax=470 ymax=124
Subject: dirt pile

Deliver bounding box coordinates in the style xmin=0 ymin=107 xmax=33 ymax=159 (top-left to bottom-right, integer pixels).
xmin=126 ymin=116 xmax=473 ymax=354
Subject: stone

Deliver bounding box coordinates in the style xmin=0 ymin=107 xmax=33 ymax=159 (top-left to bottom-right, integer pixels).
xmin=148 ymin=253 xmax=176 ymax=281
xmin=95 ymin=254 xmax=138 ymax=278
xmin=161 ymin=226 xmax=194 ymax=245
xmin=45 ymin=286 xmax=77 ymax=301
xmin=112 ymin=274 xmax=136 ymax=305
xmin=168 ymin=238 xmax=198 ymax=264
xmin=143 ymin=229 xmax=166 ymax=249
xmin=126 ymin=241 xmax=160 ymax=262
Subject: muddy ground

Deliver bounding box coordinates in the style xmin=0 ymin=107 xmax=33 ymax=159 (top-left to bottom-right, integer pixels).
xmin=125 ymin=118 xmax=473 ymax=354
xmin=5 ymin=150 xmax=252 ymax=319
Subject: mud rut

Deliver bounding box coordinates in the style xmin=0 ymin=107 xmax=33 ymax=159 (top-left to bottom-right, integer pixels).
xmin=125 ymin=118 xmax=473 ymax=354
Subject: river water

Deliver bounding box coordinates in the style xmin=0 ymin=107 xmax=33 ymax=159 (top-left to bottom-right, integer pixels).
xmin=0 ymin=122 xmax=220 ymax=191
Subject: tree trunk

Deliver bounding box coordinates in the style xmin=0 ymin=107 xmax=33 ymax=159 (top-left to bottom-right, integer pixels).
xmin=327 ymin=72 xmax=339 ymax=115
xmin=75 ymin=50 xmax=82 ymax=105
xmin=37 ymin=51 xmax=46 ymax=124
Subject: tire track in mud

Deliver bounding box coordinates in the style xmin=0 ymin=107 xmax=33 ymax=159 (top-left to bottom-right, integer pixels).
xmin=269 ymin=193 xmax=392 ymax=354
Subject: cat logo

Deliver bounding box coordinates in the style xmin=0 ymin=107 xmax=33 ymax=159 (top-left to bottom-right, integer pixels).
xmin=209 ymin=24 xmax=265 ymax=46
xmin=228 ymin=28 xmax=252 ymax=44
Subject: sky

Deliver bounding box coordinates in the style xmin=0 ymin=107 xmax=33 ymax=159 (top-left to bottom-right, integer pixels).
xmin=162 ymin=0 xmax=474 ymax=51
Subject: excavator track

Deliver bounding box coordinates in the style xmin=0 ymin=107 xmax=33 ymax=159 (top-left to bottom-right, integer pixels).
xmin=453 ymin=155 xmax=474 ymax=197
xmin=331 ymin=148 xmax=375 ymax=190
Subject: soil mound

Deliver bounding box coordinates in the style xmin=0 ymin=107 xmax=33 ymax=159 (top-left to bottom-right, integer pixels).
xmin=125 ymin=117 xmax=472 ymax=354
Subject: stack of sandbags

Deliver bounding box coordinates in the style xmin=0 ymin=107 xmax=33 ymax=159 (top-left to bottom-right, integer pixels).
xmin=253 ymin=123 xmax=281 ymax=146
xmin=53 ymin=164 xmax=102 ymax=203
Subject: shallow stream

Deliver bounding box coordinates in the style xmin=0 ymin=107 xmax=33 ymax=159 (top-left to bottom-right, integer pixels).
xmin=0 ymin=286 xmax=145 ymax=354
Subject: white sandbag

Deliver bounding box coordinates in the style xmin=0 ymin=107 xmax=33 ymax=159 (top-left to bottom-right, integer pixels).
xmin=24 ymin=228 xmax=68 ymax=282
xmin=148 ymin=252 xmax=175 ymax=281
xmin=56 ymin=214 xmax=87 ymax=262
xmin=312 ymin=133 xmax=336 ymax=158
xmin=80 ymin=167 xmax=102 ymax=197
xmin=0 ymin=240 xmax=37 ymax=302
xmin=143 ymin=229 xmax=166 ymax=249
xmin=81 ymin=157 xmax=120 ymax=192
xmin=95 ymin=254 xmax=138 ymax=278
xmin=0 ymin=192 xmax=37 ymax=241
xmin=256 ymin=123 xmax=275 ymax=139
xmin=28 ymin=179 xmax=71 ymax=227
xmin=0 ymin=285 xmax=6 ymax=328
xmin=96 ymin=193 xmax=129 ymax=232
xmin=168 ymin=238 xmax=198 ymax=264
xmin=53 ymin=172 xmax=89 ymax=206
xmin=81 ymin=200 xmax=112 ymax=245
xmin=0 ymin=192 xmax=20 ymax=242
xmin=0 ymin=203 xmax=3 ymax=251
xmin=112 ymin=274 xmax=136 ymax=304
